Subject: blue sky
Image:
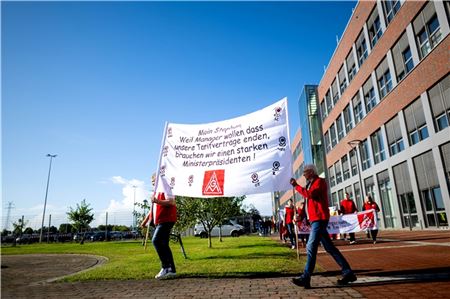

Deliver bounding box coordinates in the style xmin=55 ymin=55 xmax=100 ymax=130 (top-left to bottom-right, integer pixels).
xmin=2 ymin=1 xmax=355 ymax=228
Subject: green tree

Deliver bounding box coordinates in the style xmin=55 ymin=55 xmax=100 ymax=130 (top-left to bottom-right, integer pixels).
xmin=59 ymin=223 xmax=74 ymax=233
xmin=23 ymin=227 xmax=34 ymax=234
xmin=67 ymin=199 xmax=94 ymax=244
xmin=174 ymin=196 xmax=200 ymax=235
xmin=191 ymin=196 xmax=244 ymax=248
xmin=12 ymin=218 xmax=27 ymax=236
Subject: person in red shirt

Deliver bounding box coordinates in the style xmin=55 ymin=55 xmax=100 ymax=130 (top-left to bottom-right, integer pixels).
xmin=363 ymin=195 xmax=380 ymax=244
xmin=285 ymin=199 xmax=296 ymax=249
xmin=340 ymin=192 xmax=358 ymax=244
xmin=290 ymin=164 xmax=356 ymax=289
xmin=141 ymin=176 xmax=177 ymax=280
xmin=295 ymin=201 xmax=309 ymax=247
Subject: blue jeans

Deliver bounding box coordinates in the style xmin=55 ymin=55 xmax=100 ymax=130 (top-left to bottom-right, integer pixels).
xmin=302 ymin=220 xmax=352 ymax=279
xmin=152 ymin=222 xmax=176 ymax=272
xmin=286 ymin=223 xmax=295 ymax=247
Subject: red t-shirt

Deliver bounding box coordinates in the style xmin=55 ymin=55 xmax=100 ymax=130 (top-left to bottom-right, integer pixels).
xmin=340 ymin=199 xmax=357 ymax=214
xmin=285 ymin=206 xmax=294 ymax=224
xmin=153 ymin=193 xmax=177 ymax=225
xmin=363 ymin=202 xmax=380 ymax=212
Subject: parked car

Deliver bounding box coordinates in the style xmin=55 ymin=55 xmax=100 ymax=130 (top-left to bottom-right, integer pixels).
xmin=73 ymin=232 xmax=94 ymax=241
xmin=194 ymin=220 xmax=245 ymax=238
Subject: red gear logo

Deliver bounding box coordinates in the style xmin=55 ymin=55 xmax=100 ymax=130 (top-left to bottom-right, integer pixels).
xmin=202 ymin=170 xmax=225 ymax=195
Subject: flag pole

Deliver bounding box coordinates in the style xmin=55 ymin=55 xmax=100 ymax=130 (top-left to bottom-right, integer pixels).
xmin=144 ymin=122 xmax=169 ymax=251
xmin=292 ymin=187 xmax=300 ymax=261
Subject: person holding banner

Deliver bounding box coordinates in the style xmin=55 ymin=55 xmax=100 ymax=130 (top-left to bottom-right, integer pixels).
xmin=290 ymin=164 xmax=356 ymax=288
xmin=295 ymin=201 xmax=308 ymax=247
xmin=141 ymin=192 xmax=177 ymax=279
xmin=363 ymin=195 xmax=380 ymax=244
xmin=339 ymin=192 xmax=358 ymax=245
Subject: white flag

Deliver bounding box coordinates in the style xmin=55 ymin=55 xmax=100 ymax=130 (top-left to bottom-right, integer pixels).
xmin=155 ymin=98 xmax=293 ymax=197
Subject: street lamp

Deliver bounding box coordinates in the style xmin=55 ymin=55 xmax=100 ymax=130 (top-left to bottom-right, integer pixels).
xmin=40 ymin=154 xmax=57 ymax=243
xmin=347 ymin=140 xmax=365 ymax=206
xmin=132 ymin=185 xmax=137 ymax=231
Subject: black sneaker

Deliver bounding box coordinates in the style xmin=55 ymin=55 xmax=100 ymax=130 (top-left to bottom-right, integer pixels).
xmin=337 ymin=273 xmax=357 ymax=285
xmin=292 ymin=276 xmax=311 ymax=289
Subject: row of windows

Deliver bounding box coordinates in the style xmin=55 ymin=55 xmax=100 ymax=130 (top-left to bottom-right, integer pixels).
xmin=328 ymin=74 xmax=450 ymax=188
xmin=321 ymin=1 xmax=447 ymax=126
xmin=331 ymin=143 xmax=450 ymax=228
xmin=324 ymin=8 xmax=446 ymax=154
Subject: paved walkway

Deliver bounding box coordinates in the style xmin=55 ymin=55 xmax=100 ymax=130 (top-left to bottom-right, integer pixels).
xmin=1 ymin=230 xmax=450 ymax=298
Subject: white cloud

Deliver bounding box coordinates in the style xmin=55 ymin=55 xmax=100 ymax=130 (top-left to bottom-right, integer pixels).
xmin=243 ymin=192 xmax=273 ymax=216
xmin=92 ymin=176 xmax=150 ymax=227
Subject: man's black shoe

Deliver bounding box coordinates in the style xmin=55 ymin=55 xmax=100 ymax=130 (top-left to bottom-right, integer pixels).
xmin=292 ymin=276 xmax=311 ymax=289
xmin=337 ymin=273 xmax=357 ymax=285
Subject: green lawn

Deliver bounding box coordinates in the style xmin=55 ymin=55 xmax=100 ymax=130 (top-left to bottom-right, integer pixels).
xmin=1 ymin=236 xmax=310 ymax=281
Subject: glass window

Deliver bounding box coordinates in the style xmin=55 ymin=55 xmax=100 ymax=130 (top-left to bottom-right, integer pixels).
xmin=364 ymin=176 xmax=375 ymax=200
xmin=342 ymin=155 xmax=350 ymax=181
xmin=413 ymin=151 xmax=448 ymax=227
xmin=331 ymin=79 xmax=339 ymax=104
xmin=363 ymin=76 xmax=377 ymax=113
xmin=338 ymin=65 xmax=347 ymax=95
xmin=403 ymin=48 xmax=414 ymax=74
xmin=365 ymin=88 xmax=377 ymax=112
xmin=338 ymin=189 xmax=344 ymax=202
xmin=413 ymin=2 xmax=442 ymax=58
xmin=440 ymin=142 xmax=450 ymax=194
xmin=360 ymin=139 xmax=372 ymax=171
xmin=320 ymin=100 xmax=327 ymax=122
xmin=356 ymin=30 xmax=369 ymax=67
xmin=352 ymin=93 xmax=364 ymax=124
xmin=336 ymin=115 xmax=345 ymax=141
xmin=392 ymin=31 xmax=413 ymax=82
xmin=383 ymin=0 xmax=401 ymax=25
xmin=371 ymin=129 xmax=386 ymax=164
xmin=330 ymin=123 xmax=337 ymax=147
xmin=376 ymin=58 xmax=392 ymax=99
xmin=326 ymin=91 xmax=333 ymax=114
xmin=377 ymin=170 xmax=396 ymax=228
xmin=329 ymin=166 xmax=336 ymax=187
xmin=428 ymin=75 xmax=450 ymax=132
xmin=393 ymin=162 xmax=419 ymax=228
xmin=343 ymin=104 xmax=354 ymax=133
xmin=404 ymin=98 xmax=428 ymax=146
xmin=385 ymin=115 xmax=405 ymax=156
xmin=345 ymin=185 xmax=353 ymax=200
xmin=331 ymin=192 xmax=338 ymax=207
xmin=346 ymin=49 xmax=357 ymax=82
xmin=335 ymin=161 xmax=342 ymax=184
xmin=378 ymin=71 xmax=393 ymax=98
xmin=368 ymin=8 xmax=383 ymax=47
xmin=324 ymin=131 xmax=331 ymax=153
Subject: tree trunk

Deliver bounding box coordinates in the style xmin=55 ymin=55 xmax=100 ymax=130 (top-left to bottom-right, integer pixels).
xmin=208 ymin=233 xmax=212 ymax=248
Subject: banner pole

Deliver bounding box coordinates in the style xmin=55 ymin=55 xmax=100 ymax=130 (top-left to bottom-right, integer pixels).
xmin=144 ymin=122 xmax=169 ymax=250
xmin=292 ymin=187 xmax=300 ymax=261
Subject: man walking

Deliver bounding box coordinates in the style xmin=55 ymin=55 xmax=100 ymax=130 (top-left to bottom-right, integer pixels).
xmin=340 ymin=192 xmax=358 ymax=244
xmin=290 ymin=164 xmax=357 ymax=288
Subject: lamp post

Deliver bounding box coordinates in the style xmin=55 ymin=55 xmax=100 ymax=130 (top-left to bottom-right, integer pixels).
xmin=347 ymin=140 xmax=364 ymax=206
xmin=40 ymin=154 xmax=57 ymax=243
xmin=132 ymin=185 xmax=137 ymax=231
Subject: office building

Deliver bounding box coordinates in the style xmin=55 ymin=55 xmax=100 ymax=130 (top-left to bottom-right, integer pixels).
xmin=319 ymin=0 xmax=449 ymax=229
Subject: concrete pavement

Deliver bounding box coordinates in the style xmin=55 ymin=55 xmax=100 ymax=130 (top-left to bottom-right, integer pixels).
xmin=1 ymin=230 xmax=449 ymax=298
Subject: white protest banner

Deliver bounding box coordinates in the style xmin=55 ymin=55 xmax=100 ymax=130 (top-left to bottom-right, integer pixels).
xmin=155 ymin=98 xmax=293 ymax=197
xmin=297 ymin=210 xmax=378 ymax=234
